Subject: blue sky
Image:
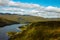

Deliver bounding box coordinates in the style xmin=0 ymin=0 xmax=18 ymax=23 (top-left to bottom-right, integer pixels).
xmin=13 ymin=0 xmax=60 ymax=7
xmin=0 ymin=0 xmax=60 ymax=18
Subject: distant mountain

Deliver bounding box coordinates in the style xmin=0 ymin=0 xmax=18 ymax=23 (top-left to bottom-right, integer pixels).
xmin=0 ymin=13 xmax=11 ymax=15
xmin=0 ymin=13 xmax=19 ymax=15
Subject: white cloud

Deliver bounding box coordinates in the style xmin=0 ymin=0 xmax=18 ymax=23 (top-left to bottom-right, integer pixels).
xmin=0 ymin=0 xmax=60 ymax=18
xmin=2 ymin=7 xmax=25 ymax=12
xmin=45 ymin=6 xmax=60 ymax=13
xmin=0 ymin=0 xmax=10 ymax=6
xmin=8 ymin=1 xmax=40 ymax=9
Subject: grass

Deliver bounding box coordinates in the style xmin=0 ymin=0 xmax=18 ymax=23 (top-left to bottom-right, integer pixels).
xmin=0 ymin=14 xmax=47 ymax=27
xmin=0 ymin=15 xmax=20 ymax=22
xmin=7 ymin=21 xmax=60 ymax=40
xmin=1 ymin=14 xmax=60 ymax=23
xmin=0 ymin=14 xmax=45 ymax=27
xmin=0 ymin=14 xmax=60 ymax=24
xmin=0 ymin=17 xmax=19 ymax=27
xmin=1 ymin=14 xmax=60 ymax=40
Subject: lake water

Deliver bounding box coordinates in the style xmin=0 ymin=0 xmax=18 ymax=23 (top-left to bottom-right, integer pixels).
xmin=0 ymin=24 xmax=26 ymax=40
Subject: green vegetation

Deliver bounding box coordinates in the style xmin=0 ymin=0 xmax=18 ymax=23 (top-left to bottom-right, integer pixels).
xmin=0 ymin=14 xmax=60 ymax=24
xmin=7 ymin=21 xmax=60 ymax=40
xmin=0 ymin=15 xmax=20 ymax=22
xmin=1 ymin=14 xmax=60 ymax=40
xmin=0 ymin=14 xmax=20 ymax=27
xmin=0 ymin=18 xmax=19 ymax=27
xmin=1 ymin=14 xmax=60 ymax=23
xmin=0 ymin=14 xmax=48 ymax=27
xmin=0 ymin=14 xmax=44 ymax=27
xmin=0 ymin=14 xmax=44 ymax=25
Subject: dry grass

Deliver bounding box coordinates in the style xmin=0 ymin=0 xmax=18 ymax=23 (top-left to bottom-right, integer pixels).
xmin=0 ymin=15 xmax=20 ymax=22
xmin=7 ymin=21 xmax=60 ymax=40
xmin=0 ymin=15 xmax=60 ymax=23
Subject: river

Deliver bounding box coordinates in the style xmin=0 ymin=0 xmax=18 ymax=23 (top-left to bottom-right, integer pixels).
xmin=0 ymin=24 xmax=26 ymax=40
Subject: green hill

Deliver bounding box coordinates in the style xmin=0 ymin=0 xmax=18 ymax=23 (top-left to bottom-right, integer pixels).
xmin=7 ymin=21 xmax=60 ymax=40
xmin=0 ymin=14 xmax=44 ymax=27
xmin=0 ymin=14 xmax=60 ymax=27
xmin=0 ymin=18 xmax=19 ymax=27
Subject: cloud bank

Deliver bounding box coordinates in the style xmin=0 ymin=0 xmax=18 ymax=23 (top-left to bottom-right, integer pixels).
xmin=0 ymin=0 xmax=60 ymax=18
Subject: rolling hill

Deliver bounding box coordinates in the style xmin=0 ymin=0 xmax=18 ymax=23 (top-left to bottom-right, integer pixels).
xmin=0 ymin=13 xmax=60 ymax=27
